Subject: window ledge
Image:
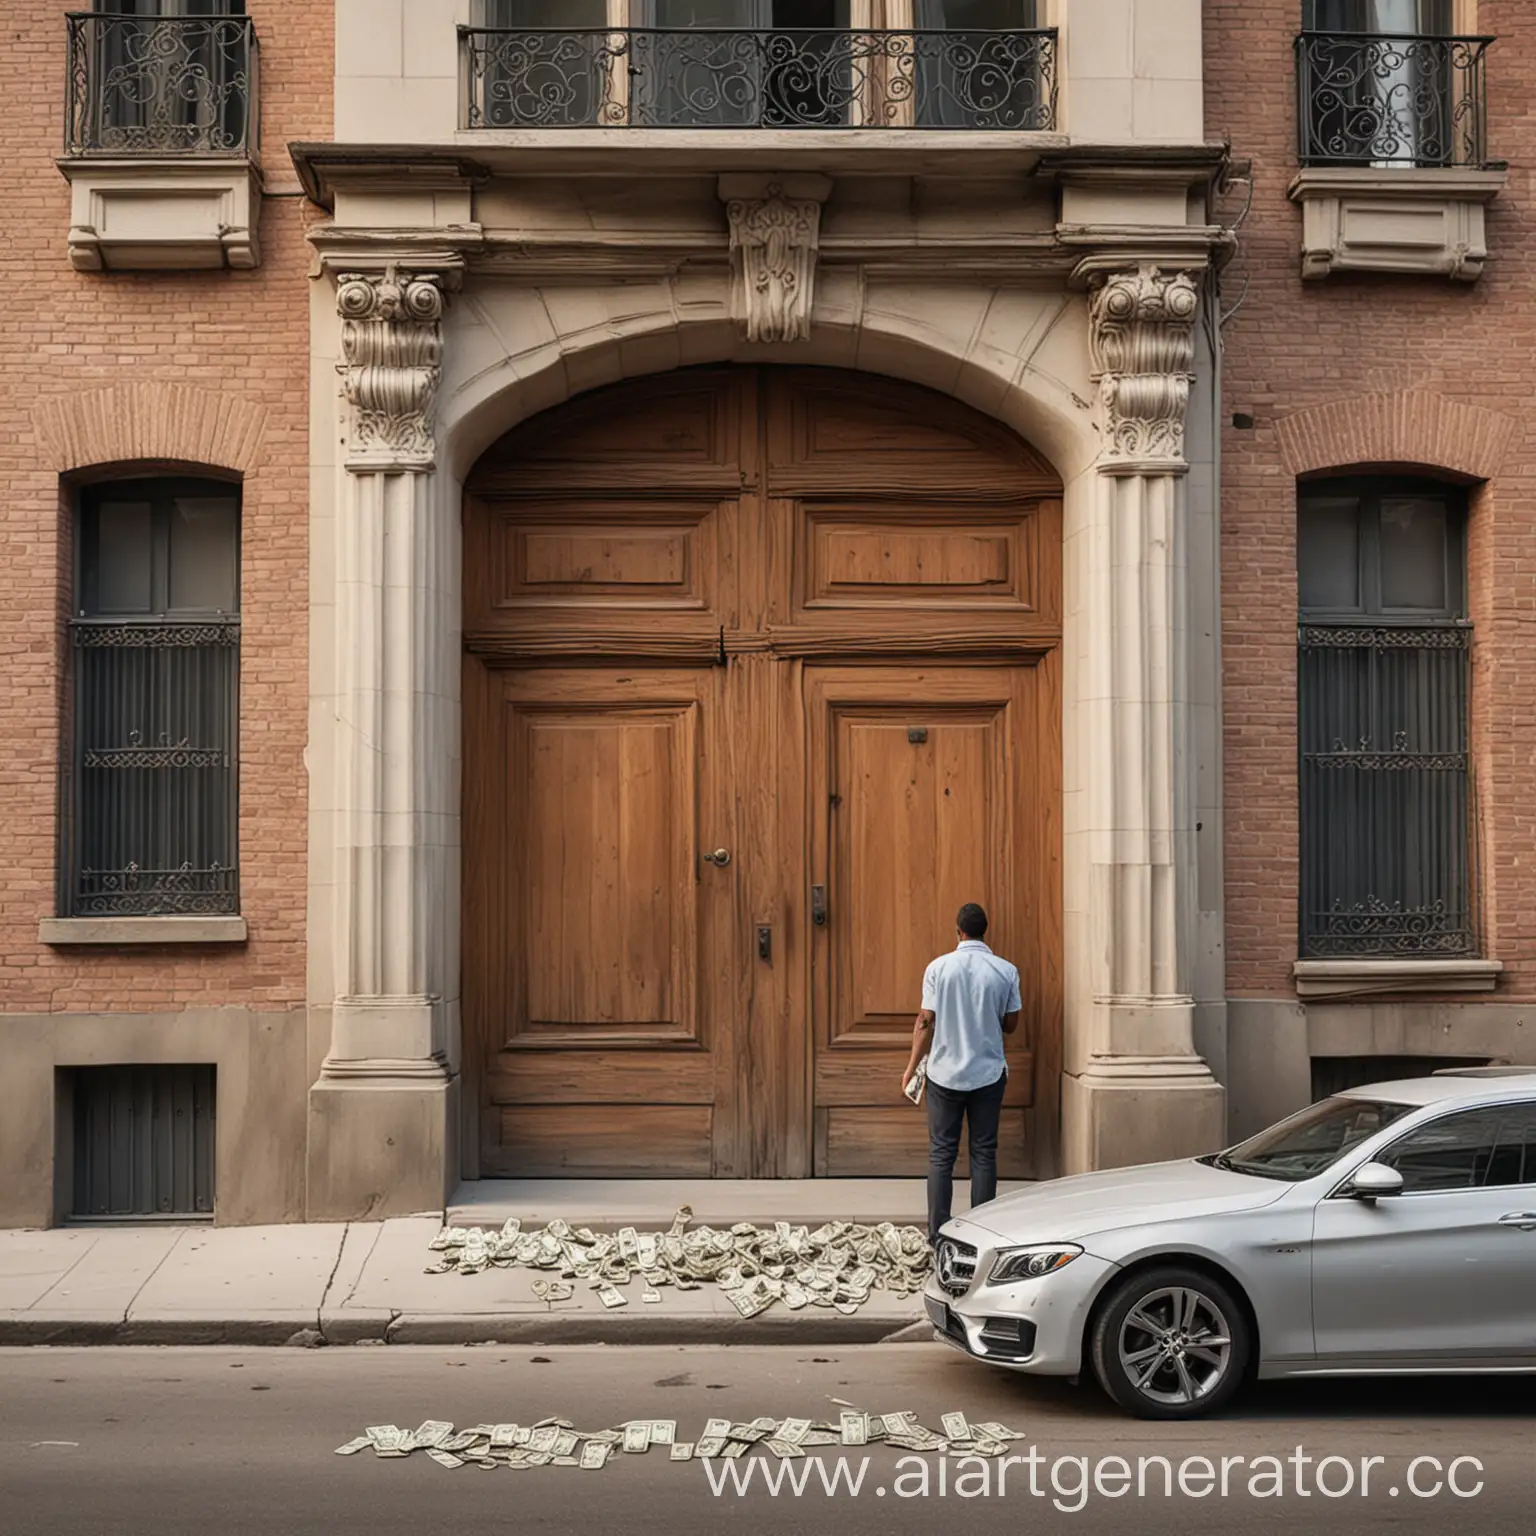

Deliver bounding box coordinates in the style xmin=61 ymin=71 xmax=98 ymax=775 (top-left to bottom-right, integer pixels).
xmin=1288 ymin=166 xmax=1508 ymax=282
xmin=1294 ymin=958 xmax=1503 ymax=999
xmin=40 ymin=916 xmax=247 ymax=946
xmin=56 ymin=155 xmax=262 ymax=273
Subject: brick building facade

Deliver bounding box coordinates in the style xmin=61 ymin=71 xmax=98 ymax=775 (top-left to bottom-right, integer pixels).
xmin=0 ymin=2 xmax=326 ymax=1224
xmin=2 ymin=1 xmax=1527 ymax=1227
xmin=1207 ymin=2 xmax=1535 ymax=1136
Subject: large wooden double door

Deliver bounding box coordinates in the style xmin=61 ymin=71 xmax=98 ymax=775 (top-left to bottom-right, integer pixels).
xmin=463 ymin=368 xmax=1062 ymax=1179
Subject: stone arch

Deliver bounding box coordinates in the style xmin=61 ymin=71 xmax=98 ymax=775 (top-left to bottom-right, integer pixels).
xmin=439 ymin=297 xmax=1096 ymax=487
xmin=31 ymin=381 xmax=269 ymax=477
xmin=1275 ymin=388 xmax=1516 ymax=483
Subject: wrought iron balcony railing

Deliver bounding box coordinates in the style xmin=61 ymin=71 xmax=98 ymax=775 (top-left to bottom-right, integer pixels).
xmin=1295 ymin=31 xmax=1492 ymax=168
xmin=65 ymin=11 xmax=259 ymax=156
xmin=461 ymin=26 xmax=1057 ymax=131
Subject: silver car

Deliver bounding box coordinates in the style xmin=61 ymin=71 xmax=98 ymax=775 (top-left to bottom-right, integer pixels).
xmin=925 ymin=1067 xmax=1536 ymax=1418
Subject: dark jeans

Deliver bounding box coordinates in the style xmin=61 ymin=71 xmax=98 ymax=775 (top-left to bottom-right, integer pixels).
xmin=926 ymin=1071 xmax=1007 ymax=1244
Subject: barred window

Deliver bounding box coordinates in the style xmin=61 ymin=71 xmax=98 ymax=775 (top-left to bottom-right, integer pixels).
xmin=1297 ymin=477 xmax=1472 ymax=959
xmin=63 ymin=478 xmax=240 ymax=918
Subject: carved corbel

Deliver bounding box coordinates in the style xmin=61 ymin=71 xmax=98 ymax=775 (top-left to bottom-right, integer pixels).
xmin=335 ymin=265 xmax=448 ymax=473
xmin=1085 ymin=263 xmax=1201 ymax=475
xmin=718 ymin=174 xmax=832 ymax=344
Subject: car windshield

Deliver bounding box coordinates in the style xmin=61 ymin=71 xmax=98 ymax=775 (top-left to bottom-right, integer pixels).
xmin=1201 ymin=1096 xmax=1414 ymax=1182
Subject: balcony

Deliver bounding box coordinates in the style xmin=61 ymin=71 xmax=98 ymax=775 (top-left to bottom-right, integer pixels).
xmin=1289 ymin=31 xmax=1505 ymax=282
xmin=1295 ymin=30 xmax=1490 ymax=169
xmin=460 ymin=26 xmax=1057 ymax=132
xmin=59 ymin=12 xmax=262 ymax=271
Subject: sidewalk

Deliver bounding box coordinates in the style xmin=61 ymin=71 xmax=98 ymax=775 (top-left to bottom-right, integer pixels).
xmin=0 ymin=1179 xmax=1022 ymax=1347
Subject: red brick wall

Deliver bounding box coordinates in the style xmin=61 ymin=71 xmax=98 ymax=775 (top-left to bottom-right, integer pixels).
xmin=1206 ymin=2 xmax=1536 ymax=997
xmin=0 ymin=2 xmax=329 ymax=1011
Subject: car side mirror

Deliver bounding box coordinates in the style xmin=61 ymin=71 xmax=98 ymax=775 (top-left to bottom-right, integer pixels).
xmin=1345 ymin=1161 xmax=1404 ymax=1200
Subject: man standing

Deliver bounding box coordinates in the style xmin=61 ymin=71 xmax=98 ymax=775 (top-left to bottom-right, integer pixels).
xmin=902 ymin=902 xmax=1021 ymax=1243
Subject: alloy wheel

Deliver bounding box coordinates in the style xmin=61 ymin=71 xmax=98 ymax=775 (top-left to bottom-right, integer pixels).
xmin=1115 ymin=1285 xmax=1234 ymax=1407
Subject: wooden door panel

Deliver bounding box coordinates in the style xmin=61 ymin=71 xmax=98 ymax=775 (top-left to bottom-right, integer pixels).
xmin=834 ymin=707 xmax=1002 ymax=1043
xmin=799 ymin=504 xmax=1043 ymax=615
xmin=475 ymin=666 xmax=738 ymax=1177
xmin=765 ymin=371 xmax=1060 ymax=498
xmin=818 ymin=1107 xmax=1031 ymax=1179
xmin=514 ymin=701 xmax=695 ymax=1043
xmin=808 ymin=664 xmax=1043 ymax=1176
xmin=499 ymin=1105 xmax=714 ymax=1177
xmin=482 ymin=500 xmax=719 ymax=614
xmin=485 ymin=1052 xmax=715 ymax=1105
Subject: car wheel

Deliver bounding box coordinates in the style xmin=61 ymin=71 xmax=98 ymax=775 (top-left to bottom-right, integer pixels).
xmin=1089 ymin=1266 xmax=1251 ymax=1420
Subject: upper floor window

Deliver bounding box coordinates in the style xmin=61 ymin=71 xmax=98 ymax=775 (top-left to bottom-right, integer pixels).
xmin=1297 ymin=478 xmax=1473 ymax=960
xmin=464 ymin=0 xmax=1055 ymax=131
xmin=1296 ymin=2 xmax=1491 ymax=168
xmin=67 ymin=2 xmax=257 ymax=157
xmin=62 ymin=479 xmax=241 ymax=919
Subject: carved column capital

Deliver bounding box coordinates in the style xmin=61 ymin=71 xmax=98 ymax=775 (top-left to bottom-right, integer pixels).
xmin=336 ymin=265 xmax=447 ymax=473
xmin=719 ymin=173 xmax=832 ymax=344
xmin=1086 ymin=263 xmax=1201 ymax=475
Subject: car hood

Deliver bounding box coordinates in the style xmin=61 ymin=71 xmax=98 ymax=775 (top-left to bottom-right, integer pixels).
xmin=957 ymin=1159 xmax=1289 ymax=1244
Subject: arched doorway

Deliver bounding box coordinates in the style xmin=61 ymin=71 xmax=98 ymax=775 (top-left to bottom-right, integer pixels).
xmin=462 ymin=366 xmax=1062 ymax=1178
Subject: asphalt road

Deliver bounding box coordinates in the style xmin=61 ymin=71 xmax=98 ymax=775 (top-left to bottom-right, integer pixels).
xmin=0 ymin=1344 xmax=1531 ymax=1536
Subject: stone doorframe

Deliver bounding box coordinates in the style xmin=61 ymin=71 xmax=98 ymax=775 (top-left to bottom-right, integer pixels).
xmin=300 ymin=210 xmax=1230 ymax=1218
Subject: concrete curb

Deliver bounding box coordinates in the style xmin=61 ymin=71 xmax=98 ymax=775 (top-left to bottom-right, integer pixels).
xmin=0 ymin=1310 xmax=932 ymax=1347
xmin=383 ymin=1311 xmax=926 ymax=1346
xmin=0 ymin=1317 xmax=321 ymax=1346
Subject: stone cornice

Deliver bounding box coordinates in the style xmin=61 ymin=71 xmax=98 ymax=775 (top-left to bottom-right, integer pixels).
xmin=309 ymin=225 xmax=1222 ymax=287
xmin=291 ymin=135 xmax=1234 ymax=206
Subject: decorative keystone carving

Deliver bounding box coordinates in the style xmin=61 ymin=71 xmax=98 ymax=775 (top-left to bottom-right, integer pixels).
xmin=1086 ymin=264 xmax=1201 ymax=474
xmin=719 ymin=174 xmax=832 ymax=344
xmin=336 ymin=266 xmax=447 ymax=473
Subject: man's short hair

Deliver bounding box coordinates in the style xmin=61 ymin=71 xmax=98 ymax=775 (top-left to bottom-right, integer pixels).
xmin=956 ymin=903 xmax=988 ymax=939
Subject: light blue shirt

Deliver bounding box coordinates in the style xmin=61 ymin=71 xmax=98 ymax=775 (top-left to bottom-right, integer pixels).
xmin=921 ymin=939 xmax=1021 ymax=1092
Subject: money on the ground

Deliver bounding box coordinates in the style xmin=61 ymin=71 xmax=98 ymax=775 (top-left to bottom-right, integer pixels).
xmin=422 ymin=1207 xmax=930 ymax=1317
xmin=336 ymin=1404 xmax=1026 ymax=1472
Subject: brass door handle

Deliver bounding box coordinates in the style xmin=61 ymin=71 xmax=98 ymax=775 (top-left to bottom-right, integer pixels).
xmin=703 ymin=848 xmax=731 ymax=867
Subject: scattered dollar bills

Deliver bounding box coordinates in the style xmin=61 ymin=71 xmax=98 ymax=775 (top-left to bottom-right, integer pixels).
xmin=334 ymin=1407 xmax=1024 ymax=1470
xmin=423 ymin=1207 xmax=931 ymax=1318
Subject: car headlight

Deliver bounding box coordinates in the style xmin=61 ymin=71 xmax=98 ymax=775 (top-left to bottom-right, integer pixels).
xmin=986 ymin=1244 xmax=1084 ymax=1285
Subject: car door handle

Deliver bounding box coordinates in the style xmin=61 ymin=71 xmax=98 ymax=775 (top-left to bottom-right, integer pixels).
xmin=1497 ymin=1212 xmax=1536 ymax=1230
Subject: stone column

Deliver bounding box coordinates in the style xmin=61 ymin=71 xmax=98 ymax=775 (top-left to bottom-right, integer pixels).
xmin=307 ymin=263 xmax=460 ymax=1220
xmin=1062 ymin=261 xmax=1226 ymax=1172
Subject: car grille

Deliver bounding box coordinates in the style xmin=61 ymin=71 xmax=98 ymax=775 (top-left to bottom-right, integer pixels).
xmin=933 ymin=1237 xmax=977 ymax=1296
